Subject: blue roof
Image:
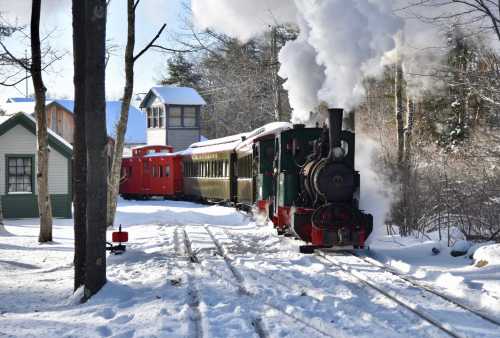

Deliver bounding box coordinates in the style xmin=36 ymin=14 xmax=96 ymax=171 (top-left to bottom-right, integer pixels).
xmin=140 ymin=86 xmax=206 ymax=107
xmin=49 ymin=99 xmax=147 ymax=144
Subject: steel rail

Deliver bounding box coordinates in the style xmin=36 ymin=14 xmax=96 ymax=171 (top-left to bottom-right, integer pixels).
xmin=316 ymin=250 xmax=463 ymax=338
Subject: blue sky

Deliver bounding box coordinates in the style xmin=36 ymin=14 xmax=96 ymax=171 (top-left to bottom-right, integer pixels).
xmin=0 ymin=0 xmax=188 ymax=102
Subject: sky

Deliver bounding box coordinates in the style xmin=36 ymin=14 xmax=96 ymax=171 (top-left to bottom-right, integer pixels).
xmin=0 ymin=0 xmax=187 ymax=102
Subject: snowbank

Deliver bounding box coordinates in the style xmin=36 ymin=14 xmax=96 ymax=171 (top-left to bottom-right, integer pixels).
xmin=473 ymin=244 xmax=500 ymax=266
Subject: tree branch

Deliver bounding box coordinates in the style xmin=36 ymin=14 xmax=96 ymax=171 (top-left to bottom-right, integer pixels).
xmin=133 ymin=23 xmax=166 ymax=62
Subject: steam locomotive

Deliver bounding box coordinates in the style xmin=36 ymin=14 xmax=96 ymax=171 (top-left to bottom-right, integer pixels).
xmin=119 ymin=108 xmax=373 ymax=252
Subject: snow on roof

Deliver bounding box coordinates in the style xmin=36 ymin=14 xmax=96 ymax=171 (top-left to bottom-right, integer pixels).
xmin=181 ymin=132 xmax=249 ymax=156
xmin=235 ymin=122 xmax=293 ymax=153
xmin=48 ymin=99 xmax=147 ymax=144
xmin=1 ymin=101 xmax=37 ymax=115
xmin=141 ymin=86 xmax=206 ymax=107
xmin=6 ymin=97 xmax=35 ymax=103
xmin=0 ymin=115 xmax=11 ymax=124
xmin=0 ymin=112 xmax=73 ymax=151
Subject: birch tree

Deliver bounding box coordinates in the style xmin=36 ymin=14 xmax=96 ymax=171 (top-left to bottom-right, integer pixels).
xmin=31 ymin=0 xmax=53 ymax=243
xmin=106 ymin=0 xmax=166 ymax=227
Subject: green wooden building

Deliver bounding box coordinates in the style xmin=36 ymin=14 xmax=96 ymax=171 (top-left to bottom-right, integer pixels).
xmin=0 ymin=113 xmax=72 ymax=219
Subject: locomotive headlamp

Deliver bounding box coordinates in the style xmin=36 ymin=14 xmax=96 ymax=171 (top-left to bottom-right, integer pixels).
xmin=332 ymin=147 xmax=345 ymax=159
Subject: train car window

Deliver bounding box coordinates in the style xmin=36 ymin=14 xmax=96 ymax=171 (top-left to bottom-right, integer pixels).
xmin=159 ymin=166 xmax=163 ymax=177
xmin=152 ymin=165 xmax=156 ymax=177
xmin=166 ymin=165 xmax=170 ymax=177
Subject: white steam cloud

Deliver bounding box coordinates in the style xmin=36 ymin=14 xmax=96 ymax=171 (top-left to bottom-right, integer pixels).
xmin=189 ymin=0 xmax=452 ymax=236
xmin=192 ymin=0 xmax=407 ymax=122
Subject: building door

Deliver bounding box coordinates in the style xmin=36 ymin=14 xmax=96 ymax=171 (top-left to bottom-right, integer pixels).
xmin=142 ymin=161 xmax=151 ymax=191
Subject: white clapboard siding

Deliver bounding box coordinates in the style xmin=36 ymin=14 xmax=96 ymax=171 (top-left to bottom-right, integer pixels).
xmin=147 ymin=128 xmax=167 ymax=145
xmin=0 ymin=124 xmax=69 ymax=195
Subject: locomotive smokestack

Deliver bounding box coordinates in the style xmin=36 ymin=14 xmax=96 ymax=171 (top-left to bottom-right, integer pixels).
xmin=328 ymin=108 xmax=343 ymax=160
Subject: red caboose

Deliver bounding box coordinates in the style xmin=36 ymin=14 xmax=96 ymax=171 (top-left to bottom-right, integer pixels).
xmin=120 ymin=145 xmax=183 ymax=199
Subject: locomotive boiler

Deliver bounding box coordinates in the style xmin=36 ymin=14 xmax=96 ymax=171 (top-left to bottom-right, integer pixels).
xmin=290 ymin=108 xmax=373 ymax=253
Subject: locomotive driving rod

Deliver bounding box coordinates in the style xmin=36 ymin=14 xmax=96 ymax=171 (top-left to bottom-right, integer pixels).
xmin=328 ymin=108 xmax=343 ymax=159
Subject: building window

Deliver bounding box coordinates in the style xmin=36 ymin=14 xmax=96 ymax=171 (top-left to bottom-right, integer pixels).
xmin=184 ymin=107 xmax=197 ymax=127
xmin=147 ymin=109 xmax=153 ymax=128
xmin=153 ymin=107 xmax=159 ymax=128
xmin=7 ymin=156 xmax=33 ymax=193
xmin=168 ymin=106 xmax=198 ymax=128
xmin=159 ymin=108 xmax=165 ymax=128
xmin=169 ymin=107 xmax=182 ymax=127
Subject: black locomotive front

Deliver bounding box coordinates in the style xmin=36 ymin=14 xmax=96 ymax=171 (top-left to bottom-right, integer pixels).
xmin=291 ymin=108 xmax=373 ymax=253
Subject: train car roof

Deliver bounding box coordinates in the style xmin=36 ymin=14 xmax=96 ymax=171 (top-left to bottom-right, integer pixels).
xmin=235 ymin=121 xmax=293 ymax=153
xmin=180 ymin=132 xmax=249 ymax=156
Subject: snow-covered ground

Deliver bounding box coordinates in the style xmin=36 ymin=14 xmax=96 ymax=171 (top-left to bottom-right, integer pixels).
xmin=369 ymin=230 xmax=500 ymax=321
xmin=1 ymin=199 xmax=499 ymax=338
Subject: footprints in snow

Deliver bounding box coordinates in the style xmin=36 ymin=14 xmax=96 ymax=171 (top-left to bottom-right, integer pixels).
xmin=94 ymin=307 xmax=135 ymax=338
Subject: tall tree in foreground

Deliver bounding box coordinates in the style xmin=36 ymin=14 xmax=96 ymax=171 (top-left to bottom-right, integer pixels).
xmin=83 ymin=0 xmax=108 ymax=300
xmin=72 ymin=0 xmax=87 ymax=292
xmin=31 ymin=0 xmax=53 ymax=242
xmin=106 ymin=0 xmax=166 ymax=226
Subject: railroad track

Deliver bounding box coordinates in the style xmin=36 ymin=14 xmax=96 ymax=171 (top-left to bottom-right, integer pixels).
xmin=174 ymin=227 xmax=204 ymax=338
xmin=316 ymin=250 xmax=500 ymax=338
xmin=191 ymin=225 xmax=347 ymax=338
xmin=183 ymin=226 xmax=270 ymax=338
xmin=222 ymin=230 xmax=458 ymax=338
xmin=351 ymin=251 xmax=500 ymax=327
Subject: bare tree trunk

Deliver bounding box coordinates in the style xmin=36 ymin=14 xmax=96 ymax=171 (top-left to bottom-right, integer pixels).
xmin=84 ymin=0 xmax=108 ymax=300
xmin=402 ymin=95 xmax=415 ymax=234
xmin=106 ymin=0 xmax=165 ymax=226
xmin=72 ymin=0 xmax=87 ymax=292
xmin=395 ymin=59 xmax=405 ymax=170
xmin=0 ymin=196 xmax=4 ymax=231
xmin=404 ymin=96 xmax=414 ymax=165
xmin=395 ymin=57 xmax=406 ymax=235
xmin=31 ymin=0 xmax=53 ymax=243
xmin=271 ymin=26 xmax=281 ymax=121
xmin=107 ymin=0 xmax=135 ymax=227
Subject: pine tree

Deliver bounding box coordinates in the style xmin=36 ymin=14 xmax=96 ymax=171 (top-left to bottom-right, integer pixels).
xmin=160 ymin=53 xmax=201 ymax=88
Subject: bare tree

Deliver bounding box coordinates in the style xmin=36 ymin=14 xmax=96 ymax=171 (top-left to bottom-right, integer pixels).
xmin=106 ymin=0 xmax=166 ymax=227
xmin=395 ymin=56 xmax=405 ymax=170
xmin=83 ymin=0 xmax=108 ymax=300
xmin=406 ymin=1 xmax=500 ymax=42
xmin=72 ymin=0 xmax=87 ymax=292
xmin=29 ymin=0 xmax=53 ymax=243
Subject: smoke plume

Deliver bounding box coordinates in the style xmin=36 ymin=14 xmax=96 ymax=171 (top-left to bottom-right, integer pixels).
xmin=189 ymin=0 xmax=455 ymax=236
